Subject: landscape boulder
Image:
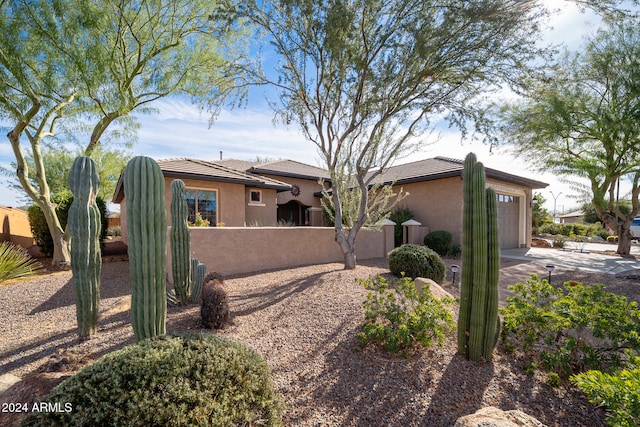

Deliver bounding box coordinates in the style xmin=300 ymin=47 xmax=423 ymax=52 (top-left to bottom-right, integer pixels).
xmin=414 ymin=277 xmax=453 ymax=300
xmin=454 ymin=406 xmax=546 ymax=427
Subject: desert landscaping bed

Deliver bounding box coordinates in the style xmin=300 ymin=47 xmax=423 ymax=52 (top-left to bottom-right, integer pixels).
xmin=2 ymin=256 xmax=638 ymax=426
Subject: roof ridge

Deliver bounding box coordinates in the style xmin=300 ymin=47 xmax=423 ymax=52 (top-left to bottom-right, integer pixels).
xmin=433 ymin=156 xmax=464 ymax=164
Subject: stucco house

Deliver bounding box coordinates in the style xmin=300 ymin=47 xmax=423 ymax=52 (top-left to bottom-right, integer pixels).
xmin=113 ymin=156 xmax=547 ymax=249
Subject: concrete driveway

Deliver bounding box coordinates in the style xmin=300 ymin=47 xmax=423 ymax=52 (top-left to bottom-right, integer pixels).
xmin=501 ymin=241 xmax=640 ymax=275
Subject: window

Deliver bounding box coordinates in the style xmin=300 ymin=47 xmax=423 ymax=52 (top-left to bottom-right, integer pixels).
xmin=184 ymin=189 xmax=217 ymax=226
xmin=249 ymin=190 xmax=262 ymax=204
xmin=497 ymin=193 xmax=516 ymax=203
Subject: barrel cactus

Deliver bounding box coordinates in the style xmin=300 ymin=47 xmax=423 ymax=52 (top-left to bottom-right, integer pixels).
xmin=125 ymin=156 xmax=167 ymax=342
xmin=457 ymin=152 xmax=501 ymax=362
xmin=68 ymin=156 xmax=102 ymax=339
xmin=170 ymin=179 xmax=191 ymax=305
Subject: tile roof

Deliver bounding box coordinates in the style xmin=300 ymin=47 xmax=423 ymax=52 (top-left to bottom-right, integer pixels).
xmin=249 ymin=159 xmax=331 ymax=181
xmin=369 ymin=156 xmax=548 ymax=189
xmin=112 ymin=158 xmax=291 ymax=203
xmin=156 ymin=158 xmax=292 ymax=190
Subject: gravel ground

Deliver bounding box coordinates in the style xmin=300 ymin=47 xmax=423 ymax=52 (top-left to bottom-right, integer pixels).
xmin=3 ymin=255 xmax=638 ymax=426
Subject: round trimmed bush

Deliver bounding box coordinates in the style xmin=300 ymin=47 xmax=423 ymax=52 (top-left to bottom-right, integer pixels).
xmin=388 ymin=244 xmax=446 ymax=282
xmin=423 ymin=230 xmax=453 ymax=256
xmin=22 ymin=334 xmax=283 ymax=427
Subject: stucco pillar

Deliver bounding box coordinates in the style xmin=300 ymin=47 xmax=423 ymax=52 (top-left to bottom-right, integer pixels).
xmin=308 ymin=207 xmax=324 ymax=226
xmin=379 ymin=219 xmax=396 ymax=257
xmin=402 ymin=219 xmax=422 ymax=245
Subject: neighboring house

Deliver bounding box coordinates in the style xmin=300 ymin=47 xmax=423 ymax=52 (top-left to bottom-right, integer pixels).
xmin=0 ymin=206 xmax=35 ymax=249
xmin=559 ymin=210 xmax=584 ymax=224
xmin=113 ymin=156 xmax=547 ymax=249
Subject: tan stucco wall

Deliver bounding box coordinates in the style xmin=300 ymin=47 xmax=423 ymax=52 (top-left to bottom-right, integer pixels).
xmin=395 ymin=177 xmax=465 ymax=245
xmin=182 ymin=225 xmax=394 ymax=277
xmin=245 ymin=187 xmax=278 ymax=226
xmin=164 ymin=178 xmax=246 ymax=227
xmin=394 ymin=177 xmax=533 ymax=248
xmin=265 ymin=175 xmax=325 ymax=209
xmin=0 ymin=207 xmax=34 ymax=248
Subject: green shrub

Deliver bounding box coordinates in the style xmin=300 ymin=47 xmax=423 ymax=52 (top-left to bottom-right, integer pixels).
xmin=0 ymin=241 xmax=42 ymax=283
xmin=571 ymin=355 xmax=640 ymax=427
xmin=552 ymin=235 xmax=566 ymax=248
xmin=423 ymin=230 xmax=453 ymax=256
xmin=539 ymin=222 xmax=562 ymax=235
xmin=22 ymin=333 xmax=283 ymax=427
xmin=28 ymin=192 xmax=108 ymax=257
xmin=106 ymin=226 xmax=121 ymax=237
xmin=389 ymin=206 xmax=414 ymax=247
xmin=501 ymin=275 xmax=640 ymax=377
xmin=357 ymin=275 xmax=454 ymax=354
xmin=446 ymin=243 xmax=461 ymax=258
xmin=388 ymin=244 xmax=446 ymax=282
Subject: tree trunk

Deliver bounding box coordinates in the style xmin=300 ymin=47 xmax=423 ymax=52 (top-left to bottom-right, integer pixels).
xmin=40 ymin=201 xmax=71 ymax=269
xmin=335 ymin=228 xmax=357 ymax=270
xmin=617 ymin=223 xmax=633 ymax=256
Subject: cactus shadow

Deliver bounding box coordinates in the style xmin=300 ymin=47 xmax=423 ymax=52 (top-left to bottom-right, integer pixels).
xmin=29 ymin=261 xmax=131 ymax=315
xmin=422 ymin=354 xmax=495 ymax=424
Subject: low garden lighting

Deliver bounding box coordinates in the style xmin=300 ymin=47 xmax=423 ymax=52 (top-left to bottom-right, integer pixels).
xmin=545 ymin=264 xmax=555 ymax=283
xmin=451 ymin=264 xmax=460 ymax=285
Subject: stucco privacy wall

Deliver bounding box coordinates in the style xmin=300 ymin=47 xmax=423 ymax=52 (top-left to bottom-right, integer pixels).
xmin=172 ymin=225 xmax=394 ymax=277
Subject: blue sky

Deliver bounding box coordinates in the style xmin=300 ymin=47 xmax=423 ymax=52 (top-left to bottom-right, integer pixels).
xmin=0 ymin=1 xmax=609 ymax=214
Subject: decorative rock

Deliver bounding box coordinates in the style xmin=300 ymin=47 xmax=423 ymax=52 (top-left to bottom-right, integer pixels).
xmin=414 ymin=277 xmax=453 ymax=300
xmin=454 ymin=406 xmax=546 ymax=427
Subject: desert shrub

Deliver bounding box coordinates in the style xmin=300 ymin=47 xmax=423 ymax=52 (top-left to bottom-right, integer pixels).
xmin=571 ymin=355 xmax=640 ymax=427
xmin=388 ymin=244 xmax=446 ymax=282
xmin=389 ymin=206 xmax=414 ymax=247
xmin=0 ymin=241 xmax=42 ymax=283
xmin=552 ymin=235 xmax=566 ymax=248
xmin=539 ymin=222 xmax=562 ymax=235
xmin=607 ymin=235 xmax=619 ymax=242
xmin=501 ymin=275 xmax=640 ymax=377
xmin=21 ymin=333 xmax=283 ymax=427
xmin=596 ymin=228 xmax=611 ymax=240
xmin=423 ymin=230 xmax=453 ymax=256
xmin=446 ymin=243 xmax=462 ymax=258
xmin=357 ymin=275 xmax=454 ymax=354
xmin=106 ymin=226 xmax=121 ymax=237
xmin=201 ymin=278 xmax=229 ymax=329
xmin=28 ymin=192 xmax=108 ymax=256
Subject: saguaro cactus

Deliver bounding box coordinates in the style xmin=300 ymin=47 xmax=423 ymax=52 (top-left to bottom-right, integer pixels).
xmin=457 ymin=152 xmax=501 ymax=362
xmin=125 ymin=156 xmax=167 ymax=342
xmin=170 ymin=179 xmax=191 ymax=305
xmin=68 ymin=156 xmax=102 ymax=339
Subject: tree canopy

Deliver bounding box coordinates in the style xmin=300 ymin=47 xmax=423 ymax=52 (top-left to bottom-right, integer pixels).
xmin=243 ymin=0 xmax=551 ymax=268
xmin=0 ymin=0 xmax=251 ymax=266
xmin=499 ymin=17 xmax=640 ymax=254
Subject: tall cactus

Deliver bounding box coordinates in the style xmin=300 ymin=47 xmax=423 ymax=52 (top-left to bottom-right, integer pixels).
xmin=170 ymin=179 xmax=191 ymax=305
xmin=68 ymin=156 xmax=102 ymax=339
xmin=125 ymin=156 xmax=167 ymax=342
xmin=190 ymin=258 xmax=206 ymax=304
xmin=457 ymin=153 xmax=501 ymax=362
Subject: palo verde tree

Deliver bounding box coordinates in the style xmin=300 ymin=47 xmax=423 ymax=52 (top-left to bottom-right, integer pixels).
xmin=1 ymin=0 xmax=250 ymax=267
xmin=498 ymin=17 xmax=640 ymax=255
xmin=243 ymin=0 xmax=552 ymax=269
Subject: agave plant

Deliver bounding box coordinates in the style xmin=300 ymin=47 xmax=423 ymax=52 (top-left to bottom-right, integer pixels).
xmin=0 ymin=241 xmax=42 ymax=283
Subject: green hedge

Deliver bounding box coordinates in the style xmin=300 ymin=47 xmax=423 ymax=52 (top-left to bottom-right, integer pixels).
xmin=388 ymin=244 xmax=446 ymax=282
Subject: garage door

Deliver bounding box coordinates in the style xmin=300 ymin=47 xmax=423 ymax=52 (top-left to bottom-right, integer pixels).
xmin=497 ymin=193 xmax=520 ymax=248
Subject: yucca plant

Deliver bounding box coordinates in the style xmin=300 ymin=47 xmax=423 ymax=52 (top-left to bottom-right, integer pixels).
xmin=0 ymin=241 xmax=42 ymax=283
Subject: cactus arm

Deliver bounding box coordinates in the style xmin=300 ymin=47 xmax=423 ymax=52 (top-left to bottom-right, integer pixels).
xmin=68 ymin=156 xmax=101 ymax=339
xmin=191 ymin=261 xmax=207 ymax=304
xmin=483 ymin=187 xmax=500 ymax=361
xmin=125 ymin=156 xmax=167 ymax=342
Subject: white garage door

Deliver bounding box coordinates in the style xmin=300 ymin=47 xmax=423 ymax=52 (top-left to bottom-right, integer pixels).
xmin=497 ymin=193 xmax=520 ymax=249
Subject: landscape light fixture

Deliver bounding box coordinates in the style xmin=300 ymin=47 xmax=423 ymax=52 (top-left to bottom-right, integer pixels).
xmin=451 ymin=264 xmax=460 ymax=285
xmin=545 ymin=264 xmax=555 ymax=283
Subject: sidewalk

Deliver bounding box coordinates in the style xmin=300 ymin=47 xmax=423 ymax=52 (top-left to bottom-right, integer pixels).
xmin=501 ymin=242 xmax=640 ymax=275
